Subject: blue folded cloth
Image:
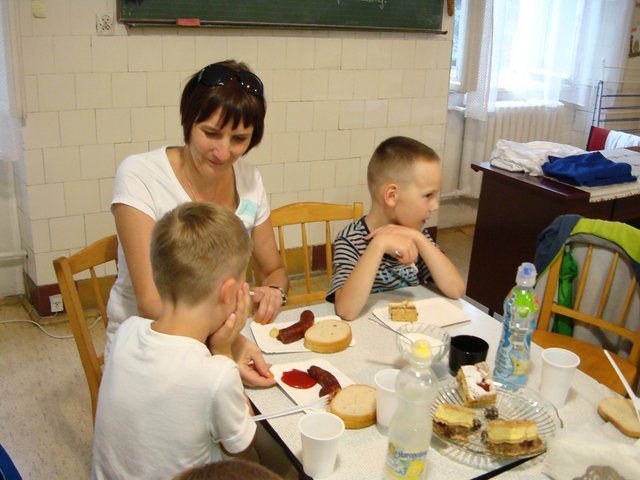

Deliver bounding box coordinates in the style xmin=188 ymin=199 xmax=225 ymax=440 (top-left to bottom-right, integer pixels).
xmin=542 ymin=152 xmax=637 ymax=186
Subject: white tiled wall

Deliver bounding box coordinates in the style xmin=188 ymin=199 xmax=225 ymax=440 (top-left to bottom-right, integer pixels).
xmin=13 ymin=0 xmax=454 ymax=286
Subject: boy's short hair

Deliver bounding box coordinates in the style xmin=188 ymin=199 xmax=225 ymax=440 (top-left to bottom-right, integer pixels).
xmin=173 ymin=459 xmax=282 ymax=480
xmin=367 ymin=136 xmax=439 ymax=196
xmin=151 ymin=202 xmax=251 ymax=306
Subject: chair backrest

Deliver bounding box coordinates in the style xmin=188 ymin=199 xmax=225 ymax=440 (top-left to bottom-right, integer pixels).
xmin=586 ymin=125 xmax=611 ymax=151
xmin=53 ymin=234 xmax=118 ymax=421
xmin=270 ymin=201 xmax=364 ymax=306
xmin=536 ymin=232 xmax=640 ymax=375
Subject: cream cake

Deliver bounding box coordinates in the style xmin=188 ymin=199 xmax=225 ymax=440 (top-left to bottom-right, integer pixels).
xmin=456 ymin=361 xmax=497 ymax=407
xmin=432 ymin=403 xmax=477 ymax=442
xmin=388 ymin=300 xmax=418 ymax=322
xmin=485 ymin=419 xmax=543 ymax=456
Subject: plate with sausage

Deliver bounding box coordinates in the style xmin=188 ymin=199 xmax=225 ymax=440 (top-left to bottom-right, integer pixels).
xmin=250 ymin=311 xmax=355 ymax=353
xmin=269 ymin=358 xmax=354 ymax=408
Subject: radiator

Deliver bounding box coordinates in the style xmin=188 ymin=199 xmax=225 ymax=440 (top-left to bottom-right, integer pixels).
xmin=483 ymin=102 xmax=571 ymax=160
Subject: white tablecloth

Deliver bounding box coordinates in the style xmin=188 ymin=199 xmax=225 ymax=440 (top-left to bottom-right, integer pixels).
xmin=243 ymin=286 xmax=632 ymax=479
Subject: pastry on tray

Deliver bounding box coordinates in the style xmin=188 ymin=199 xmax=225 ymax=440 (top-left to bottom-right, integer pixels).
xmin=484 ymin=419 xmax=543 ymax=456
xmin=456 ymin=361 xmax=497 ymax=407
xmin=432 ymin=403 xmax=478 ymax=442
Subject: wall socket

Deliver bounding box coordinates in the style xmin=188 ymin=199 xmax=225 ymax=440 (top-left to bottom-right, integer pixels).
xmin=96 ymin=13 xmax=114 ymax=35
xmin=49 ymin=294 xmax=64 ymax=313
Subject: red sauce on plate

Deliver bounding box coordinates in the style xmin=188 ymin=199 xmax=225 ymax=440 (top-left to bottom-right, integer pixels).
xmin=281 ymin=369 xmax=317 ymax=389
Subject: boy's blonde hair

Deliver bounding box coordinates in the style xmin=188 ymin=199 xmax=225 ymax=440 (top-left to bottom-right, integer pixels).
xmin=367 ymin=136 xmax=439 ymax=197
xmin=151 ymin=202 xmax=251 ymax=306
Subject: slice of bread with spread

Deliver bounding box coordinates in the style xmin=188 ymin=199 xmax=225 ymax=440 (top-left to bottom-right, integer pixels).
xmin=597 ymin=397 xmax=640 ymax=438
xmin=329 ymin=384 xmax=376 ymax=429
xmin=304 ymin=319 xmax=352 ymax=353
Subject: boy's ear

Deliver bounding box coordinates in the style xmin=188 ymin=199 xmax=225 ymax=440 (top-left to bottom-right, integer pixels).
xmin=383 ymin=183 xmax=398 ymax=207
xmin=219 ymin=277 xmax=238 ymax=305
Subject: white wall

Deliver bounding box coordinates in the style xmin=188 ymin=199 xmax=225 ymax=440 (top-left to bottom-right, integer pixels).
xmin=9 ymin=0 xmax=455 ymax=289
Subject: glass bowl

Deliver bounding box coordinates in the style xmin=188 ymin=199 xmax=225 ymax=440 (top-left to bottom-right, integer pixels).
xmin=395 ymin=323 xmax=451 ymax=362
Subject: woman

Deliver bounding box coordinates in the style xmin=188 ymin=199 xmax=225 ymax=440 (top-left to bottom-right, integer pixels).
xmin=106 ymin=60 xmax=287 ymax=387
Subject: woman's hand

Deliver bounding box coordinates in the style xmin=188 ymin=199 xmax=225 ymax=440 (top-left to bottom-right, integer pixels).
xmin=231 ymin=335 xmax=276 ymax=388
xmin=250 ymin=285 xmax=284 ymax=324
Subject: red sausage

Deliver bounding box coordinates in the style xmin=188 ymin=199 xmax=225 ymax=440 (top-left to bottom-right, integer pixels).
xmin=307 ymin=365 xmax=342 ymax=397
xmin=276 ymin=310 xmax=315 ymax=344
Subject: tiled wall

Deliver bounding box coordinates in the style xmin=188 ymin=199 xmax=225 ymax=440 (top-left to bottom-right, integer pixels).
xmin=11 ymin=0 xmax=454 ymax=288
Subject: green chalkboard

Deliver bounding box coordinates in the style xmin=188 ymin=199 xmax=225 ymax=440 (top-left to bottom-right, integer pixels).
xmin=117 ymin=0 xmax=445 ymax=33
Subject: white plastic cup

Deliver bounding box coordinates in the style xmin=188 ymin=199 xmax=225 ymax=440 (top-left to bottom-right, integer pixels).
xmin=374 ymin=368 xmax=399 ymax=435
xmin=540 ymin=347 xmax=581 ymax=409
xmin=298 ymin=412 xmax=345 ymax=478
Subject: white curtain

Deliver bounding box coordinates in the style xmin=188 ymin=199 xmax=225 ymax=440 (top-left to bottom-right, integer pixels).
xmin=459 ymin=0 xmax=634 ymax=198
xmin=0 ymin=0 xmax=22 ymax=163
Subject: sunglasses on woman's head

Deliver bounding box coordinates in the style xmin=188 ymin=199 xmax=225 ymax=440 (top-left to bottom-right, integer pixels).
xmin=197 ymin=64 xmax=264 ymax=97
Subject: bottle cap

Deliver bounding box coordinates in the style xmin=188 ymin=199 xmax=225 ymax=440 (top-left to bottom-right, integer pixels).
xmin=411 ymin=339 xmax=432 ymax=360
xmin=516 ymin=262 xmax=537 ymax=287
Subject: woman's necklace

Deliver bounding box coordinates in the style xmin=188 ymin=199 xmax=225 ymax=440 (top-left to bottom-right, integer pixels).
xmin=182 ymin=148 xmax=203 ymax=201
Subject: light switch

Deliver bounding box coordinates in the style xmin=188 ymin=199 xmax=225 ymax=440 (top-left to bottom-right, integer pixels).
xmin=31 ymin=0 xmax=46 ymax=19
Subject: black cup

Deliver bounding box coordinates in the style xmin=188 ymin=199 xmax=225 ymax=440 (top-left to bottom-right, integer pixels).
xmin=448 ymin=335 xmax=489 ymax=376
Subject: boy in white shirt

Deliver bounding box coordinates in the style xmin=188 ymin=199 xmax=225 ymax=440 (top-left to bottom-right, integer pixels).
xmin=327 ymin=136 xmax=465 ymax=320
xmin=92 ymin=202 xmax=257 ymax=479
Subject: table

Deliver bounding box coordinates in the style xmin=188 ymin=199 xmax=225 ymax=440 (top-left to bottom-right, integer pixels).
xmin=244 ymin=286 xmax=629 ymax=479
xmin=467 ymin=162 xmax=640 ymax=315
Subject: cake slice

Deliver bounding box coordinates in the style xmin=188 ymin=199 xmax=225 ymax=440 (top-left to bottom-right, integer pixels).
xmin=456 ymin=361 xmax=497 ymax=407
xmin=485 ymin=419 xmax=543 ymax=456
xmin=432 ymin=403 xmax=478 ymax=442
xmin=388 ymin=300 xmax=418 ymax=322
xmin=329 ymin=384 xmax=376 ymax=429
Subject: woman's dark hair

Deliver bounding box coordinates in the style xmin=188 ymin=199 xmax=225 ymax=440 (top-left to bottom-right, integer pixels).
xmin=180 ymin=60 xmax=266 ymax=153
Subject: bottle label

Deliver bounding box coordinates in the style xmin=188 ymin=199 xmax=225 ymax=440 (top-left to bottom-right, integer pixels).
xmin=384 ymin=442 xmax=428 ymax=480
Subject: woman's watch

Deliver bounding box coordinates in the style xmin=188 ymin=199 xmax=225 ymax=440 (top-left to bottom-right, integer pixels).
xmin=268 ymin=285 xmax=287 ymax=306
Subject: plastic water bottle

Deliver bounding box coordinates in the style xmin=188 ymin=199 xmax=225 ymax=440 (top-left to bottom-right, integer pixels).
xmin=383 ymin=339 xmax=439 ymax=480
xmin=493 ymin=262 xmax=540 ymax=389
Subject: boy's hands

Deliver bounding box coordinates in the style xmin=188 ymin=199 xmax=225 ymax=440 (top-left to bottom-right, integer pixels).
xmin=366 ymin=225 xmax=420 ymax=265
xmin=208 ymin=282 xmax=250 ymax=359
xmin=231 ymin=336 xmax=277 ymax=388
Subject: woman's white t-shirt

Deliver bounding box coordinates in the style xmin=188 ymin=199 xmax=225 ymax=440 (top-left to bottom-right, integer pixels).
xmin=106 ymin=146 xmax=270 ymax=350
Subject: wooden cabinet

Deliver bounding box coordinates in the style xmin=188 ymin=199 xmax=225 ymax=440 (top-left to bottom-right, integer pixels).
xmin=467 ymin=162 xmax=640 ymax=315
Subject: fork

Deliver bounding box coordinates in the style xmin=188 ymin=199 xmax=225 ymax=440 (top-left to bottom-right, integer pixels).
xmin=252 ymin=395 xmax=330 ymax=421
xmin=367 ymin=315 xmax=414 ymax=344
xmin=603 ymin=350 xmax=640 ymax=423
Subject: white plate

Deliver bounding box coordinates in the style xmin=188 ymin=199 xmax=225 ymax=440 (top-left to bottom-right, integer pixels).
xmin=270 ymin=358 xmax=355 ymax=408
xmin=250 ymin=315 xmax=355 ymax=353
xmin=372 ymin=297 xmax=471 ymax=331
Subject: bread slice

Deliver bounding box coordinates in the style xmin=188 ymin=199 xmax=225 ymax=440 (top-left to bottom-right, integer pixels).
xmin=598 ymin=397 xmax=640 ymax=438
xmin=456 ymin=362 xmax=497 ymax=407
xmin=432 ymin=403 xmax=477 ymax=442
xmin=329 ymin=384 xmax=376 ymax=429
xmin=485 ymin=419 xmax=543 ymax=456
xmin=304 ymin=319 xmax=352 ymax=353
xmin=388 ymin=300 xmax=418 ymax=322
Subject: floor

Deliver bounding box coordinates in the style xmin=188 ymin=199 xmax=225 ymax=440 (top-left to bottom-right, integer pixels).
xmin=0 ymin=225 xmax=474 ymax=479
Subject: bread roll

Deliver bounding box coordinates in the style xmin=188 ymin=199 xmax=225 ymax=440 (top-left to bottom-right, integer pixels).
xmin=598 ymin=397 xmax=640 ymax=438
xmin=329 ymin=384 xmax=376 ymax=429
xmin=304 ymin=319 xmax=352 ymax=353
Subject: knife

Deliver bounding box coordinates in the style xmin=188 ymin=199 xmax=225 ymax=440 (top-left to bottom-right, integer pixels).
xmin=603 ymin=350 xmax=640 ymax=423
xmin=470 ymin=452 xmax=543 ymax=480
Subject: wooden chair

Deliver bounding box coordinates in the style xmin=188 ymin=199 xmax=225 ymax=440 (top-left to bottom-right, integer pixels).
xmin=533 ymin=233 xmax=640 ymax=396
xmin=270 ymin=201 xmax=364 ymax=307
xmin=53 ymin=234 xmax=118 ymax=421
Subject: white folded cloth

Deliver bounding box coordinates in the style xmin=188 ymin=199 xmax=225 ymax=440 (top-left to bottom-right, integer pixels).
xmin=490 ymin=140 xmax=585 ymax=176
xmin=604 ymin=130 xmax=640 ymax=149
xmin=544 ymin=423 xmax=640 ymax=479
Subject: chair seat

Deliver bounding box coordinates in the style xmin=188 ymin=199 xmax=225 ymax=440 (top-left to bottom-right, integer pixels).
xmin=533 ymin=330 xmax=637 ymax=397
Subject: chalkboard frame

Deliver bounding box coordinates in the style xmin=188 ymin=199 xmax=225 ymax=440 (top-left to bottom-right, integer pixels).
xmin=117 ymin=0 xmax=446 ymax=33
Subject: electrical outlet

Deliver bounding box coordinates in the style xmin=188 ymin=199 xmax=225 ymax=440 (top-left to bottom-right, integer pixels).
xmin=50 ymin=294 xmax=64 ymax=313
xmin=96 ymin=13 xmax=114 ymax=35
